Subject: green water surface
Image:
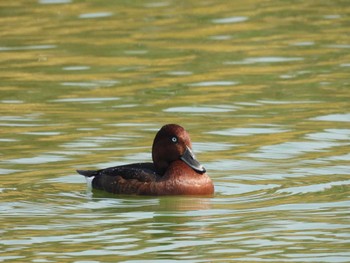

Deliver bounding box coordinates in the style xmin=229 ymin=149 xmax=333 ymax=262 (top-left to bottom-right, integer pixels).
xmin=1 ymin=0 xmax=350 ymax=262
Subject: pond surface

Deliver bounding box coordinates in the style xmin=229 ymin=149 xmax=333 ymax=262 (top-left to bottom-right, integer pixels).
xmin=1 ymin=0 xmax=350 ymax=262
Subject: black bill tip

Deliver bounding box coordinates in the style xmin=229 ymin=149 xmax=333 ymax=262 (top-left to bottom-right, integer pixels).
xmin=180 ymin=146 xmax=206 ymax=173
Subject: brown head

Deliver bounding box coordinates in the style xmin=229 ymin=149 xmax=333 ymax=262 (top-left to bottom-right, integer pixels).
xmin=152 ymin=124 xmax=206 ymax=175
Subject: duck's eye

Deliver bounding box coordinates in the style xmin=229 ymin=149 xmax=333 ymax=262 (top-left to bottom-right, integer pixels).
xmin=171 ymin=136 xmax=178 ymax=143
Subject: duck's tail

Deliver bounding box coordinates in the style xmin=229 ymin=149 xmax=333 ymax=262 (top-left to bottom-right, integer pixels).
xmin=76 ymin=169 xmax=98 ymax=177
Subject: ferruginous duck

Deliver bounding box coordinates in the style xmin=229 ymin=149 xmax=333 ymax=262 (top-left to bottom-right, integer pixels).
xmin=77 ymin=124 xmax=214 ymax=195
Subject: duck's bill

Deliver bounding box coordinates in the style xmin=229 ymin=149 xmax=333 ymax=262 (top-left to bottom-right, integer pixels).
xmin=180 ymin=146 xmax=206 ymax=173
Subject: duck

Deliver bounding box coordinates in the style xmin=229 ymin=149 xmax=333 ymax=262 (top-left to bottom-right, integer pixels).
xmin=77 ymin=124 xmax=214 ymax=195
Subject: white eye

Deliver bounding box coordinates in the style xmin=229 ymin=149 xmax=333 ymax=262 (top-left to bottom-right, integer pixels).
xmin=171 ymin=136 xmax=178 ymax=143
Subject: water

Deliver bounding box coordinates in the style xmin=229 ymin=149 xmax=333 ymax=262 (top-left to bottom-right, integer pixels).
xmin=1 ymin=0 xmax=350 ymax=262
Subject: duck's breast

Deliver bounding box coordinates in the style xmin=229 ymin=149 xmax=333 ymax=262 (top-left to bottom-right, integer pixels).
xmin=139 ymin=161 xmax=214 ymax=195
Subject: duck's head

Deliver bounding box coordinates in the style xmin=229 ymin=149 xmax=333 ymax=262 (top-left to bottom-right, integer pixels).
xmin=152 ymin=124 xmax=206 ymax=175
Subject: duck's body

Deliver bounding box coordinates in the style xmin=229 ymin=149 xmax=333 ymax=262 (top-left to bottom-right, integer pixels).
xmin=77 ymin=124 xmax=214 ymax=196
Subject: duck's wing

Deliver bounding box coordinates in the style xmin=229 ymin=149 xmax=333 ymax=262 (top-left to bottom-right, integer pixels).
xmin=77 ymin=162 xmax=158 ymax=182
xmin=77 ymin=162 xmax=160 ymax=194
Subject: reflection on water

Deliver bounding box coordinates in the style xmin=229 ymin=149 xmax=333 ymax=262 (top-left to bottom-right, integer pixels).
xmin=0 ymin=0 xmax=349 ymax=262
xmin=225 ymin=56 xmax=304 ymax=64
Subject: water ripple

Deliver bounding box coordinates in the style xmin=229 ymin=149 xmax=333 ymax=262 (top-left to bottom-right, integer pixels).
xmin=0 ymin=45 xmax=56 ymax=51
xmin=52 ymin=97 xmax=119 ymax=103
xmin=247 ymin=141 xmax=342 ymax=159
xmin=208 ymin=127 xmax=288 ymax=136
xmin=62 ymin=66 xmax=91 ymax=71
xmin=311 ymin=113 xmax=350 ymax=122
xmin=189 ymin=81 xmax=238 ymax=86
xmin=7 ymin=154 xmax=69 ymax=164
xmin=212 ymin=16 xmax=248 ymax=24
xmin=79 ymin=12 xmax=114 ymax=19
xmin=306 ymin=129 xmax=350 ymax=141
xmin=164 ymin=106 xmax=235 ymax=113
xmin=277 ymin=180 xmax=350 ymax=194
xmin=39 ymin=0 xmax=71 ymax=4
xmin=225 ymin=57 xmax=304 ymax=64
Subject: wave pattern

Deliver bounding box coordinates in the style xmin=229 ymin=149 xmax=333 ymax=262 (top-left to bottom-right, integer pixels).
xmin=0 ymin=0 xmax=349 ymax=262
